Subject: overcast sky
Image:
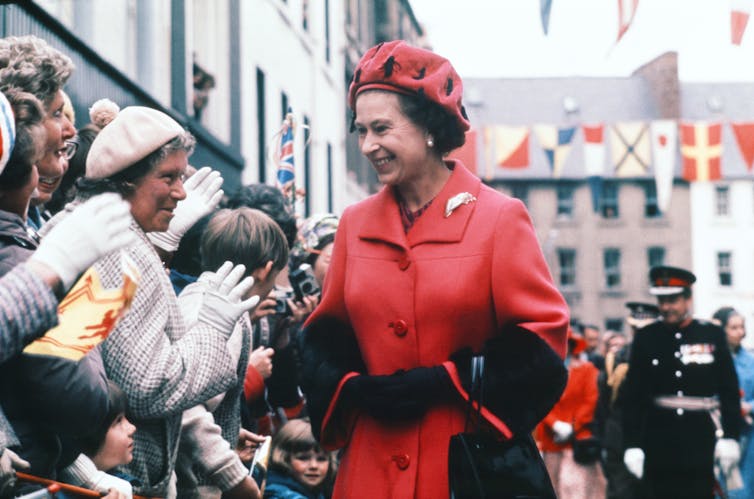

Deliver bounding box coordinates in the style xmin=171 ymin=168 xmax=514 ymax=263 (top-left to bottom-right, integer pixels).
xmin=409 ymin=0 xmax=754 ymax=81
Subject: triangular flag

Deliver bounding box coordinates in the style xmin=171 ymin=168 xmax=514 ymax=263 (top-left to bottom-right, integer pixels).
xmin=583 ymin=124 xmax=605 ymax=213
xmin=680 ymin=121 xmax=722 ymax=182
xmin=650 ymin=120 xmax=677 ymax=213
xmin=534 ymin=125 xmax=577 ymax=178
xmin=730 ymin=121 xmax=754 ymax=170
xmin=731 ymin=0 xmax=753 ymax=45
xmin=610 ymin=121 xmax=651 ymax=177
xmin=489 ymin=125 xmax=529 ymax=168
xmin=541 ymin=0 xmax=553 ymax=35
xmin=617 ymin=0 xmax=639 ymax=43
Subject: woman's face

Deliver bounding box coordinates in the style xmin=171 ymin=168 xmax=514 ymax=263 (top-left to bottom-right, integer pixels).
xmin=313 ymin=242 xmax=333 ymax=286
xmin=36 ymin=90 xmax=75 ymax=204
xmin=127 ymin=150 xmax=187 ymax=233
xmin=354 ymin=91 xmax=431 ymax=188
xmin=725 ymin=314 xmax=746 ymax=350
xmin=92 ymin=413 xmax=136 ymax=470
xmin=290 ymin=449 xmax=329 ymax=490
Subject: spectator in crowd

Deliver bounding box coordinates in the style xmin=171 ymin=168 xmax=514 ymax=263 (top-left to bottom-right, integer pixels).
xmin=298 ymin=40 xmax=568 ymax=498
xmin=536 ymin=329 xmax=606 ymax=499
xmin=0 ymin=35 xmax=76 ymax=230
xmin=225 ymin=184 xmax=314 ymax=435
xmin=265 ymin=418 xmax=336 ymax=499
xmin=0 ymin=88 xmax=46 ymax=276
xmin=582 ymin=323 xmax=605 ymax=370
xmin=175 ymin=206 xmax=289 ymax=499
xmin=288 ymin=213 xmax=339 ymax=288
xmin=48 ymin=98 xmax=120 ymax=215
xmin=622 ymin=267 xmax=741 ymax=499
xmin=42 ymin=105 xmax=259 ymax=497
xmin=60 ymin=381 xmax=137 ymax=498
xmin=713 ymin=306 xmax=754 ymax=499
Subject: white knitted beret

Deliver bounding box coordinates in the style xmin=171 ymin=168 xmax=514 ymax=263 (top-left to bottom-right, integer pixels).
xmin=85 ymin=106 xmax=184 ymax=179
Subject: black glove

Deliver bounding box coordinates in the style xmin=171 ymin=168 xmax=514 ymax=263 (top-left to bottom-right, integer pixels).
xmin=342 ymin=366 xmax=453 ymax=421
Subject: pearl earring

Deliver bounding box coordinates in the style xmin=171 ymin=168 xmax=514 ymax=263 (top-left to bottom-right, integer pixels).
xmin=427 ymin=137 xmax=434 ymax=148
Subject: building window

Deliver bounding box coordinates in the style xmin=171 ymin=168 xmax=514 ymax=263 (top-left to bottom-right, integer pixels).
xmin=281 ymin=92 xmax=289 ymax=122
xmin=511 ymin=185 xmax=528 ymax=207
xmin=557 ymin=248 xmax=576 ymax=287
xmin=716 ymin=185 xmax=730 ymax=216
xmin=256 ymin=67 xmax=266 ymax=184
xmin=601 ymin=182 xmax=619 ymax=218
xmin=647 ymin=246 xmax=665 ymax=269
xmin=604 ymin=248 xmax=621 ymax=288
xmin=644 ymin=182 xmax=660 ymax=218
xmin=717 ymin=251 xmax=732 ymax=286
xmin=605 ymin=318 xmax=624 ymax=333
xmin=556 ymin=185 xmax=574 ymax=218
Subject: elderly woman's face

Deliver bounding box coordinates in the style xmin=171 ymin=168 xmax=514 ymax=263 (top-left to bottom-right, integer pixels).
xmin=127 ymin=150 xmax=188 ymax=232
xmin=354 ymin=91 xmax=431 ymax=188
xmin=35 ymin=89 xmax=75 ymax=204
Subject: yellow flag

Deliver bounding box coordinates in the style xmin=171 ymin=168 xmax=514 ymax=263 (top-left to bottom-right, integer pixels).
xmin=23 ymin=253 xmax=140 ymax=361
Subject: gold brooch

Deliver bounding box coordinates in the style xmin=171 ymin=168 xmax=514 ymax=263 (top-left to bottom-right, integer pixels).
xmin=444 ymin=192 xmax=477 ymax=218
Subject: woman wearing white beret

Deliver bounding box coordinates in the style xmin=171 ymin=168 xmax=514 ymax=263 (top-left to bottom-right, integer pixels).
xmin=43 ymin=105 xmax=260 ymax=498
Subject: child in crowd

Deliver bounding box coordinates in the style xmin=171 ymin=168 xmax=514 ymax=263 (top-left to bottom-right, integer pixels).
xmin=59 ymin=380 xmax=136 ymax=498
xmin=175 ymin=206 xmax=289 ymax=498
xmin=264 ymin=418 xmax=335 ymax=499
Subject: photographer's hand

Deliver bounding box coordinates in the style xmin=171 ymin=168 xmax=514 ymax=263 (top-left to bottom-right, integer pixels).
xmin=250 ymin=296 xmax=277 ymax=321
xmin=288 ymin=294 xmax=318 ymax=324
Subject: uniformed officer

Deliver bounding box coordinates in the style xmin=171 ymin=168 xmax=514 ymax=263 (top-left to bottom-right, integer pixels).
xmin=621 ymin=266 xmax=742 ymax=499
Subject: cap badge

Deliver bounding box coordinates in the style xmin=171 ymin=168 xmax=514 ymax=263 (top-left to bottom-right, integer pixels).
xmin=445 ymin=192 xmax=477 ymax=218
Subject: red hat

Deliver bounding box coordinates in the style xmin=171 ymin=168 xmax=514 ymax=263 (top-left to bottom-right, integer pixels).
xmin=348 ymin=40 xmax=470 ymax=133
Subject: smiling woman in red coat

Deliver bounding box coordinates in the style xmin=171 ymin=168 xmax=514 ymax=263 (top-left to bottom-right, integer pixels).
xmin=298 ymin=40 xmax=570 ymax=499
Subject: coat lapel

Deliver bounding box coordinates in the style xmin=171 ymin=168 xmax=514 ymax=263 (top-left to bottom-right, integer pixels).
xmin=357 ymin=185 xmax=408 ymax=249
xmin=407 ymin=161 xmax=481 ymax=247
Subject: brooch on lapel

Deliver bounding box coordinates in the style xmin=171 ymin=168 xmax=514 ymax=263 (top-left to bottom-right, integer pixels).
xmin=444 ymin=192 xmax=477 ymax=218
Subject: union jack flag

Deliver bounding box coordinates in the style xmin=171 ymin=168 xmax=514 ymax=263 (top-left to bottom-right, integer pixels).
xmin=277 ymin=108 xmax=295 ymax=187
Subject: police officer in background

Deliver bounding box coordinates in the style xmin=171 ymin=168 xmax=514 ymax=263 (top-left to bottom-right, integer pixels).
xmin=621 ymin=266 xmax=742 ymax=499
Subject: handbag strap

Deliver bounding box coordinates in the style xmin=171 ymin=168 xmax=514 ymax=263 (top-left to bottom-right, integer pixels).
xmin=463 ymin=355 xmax=485 ymax=433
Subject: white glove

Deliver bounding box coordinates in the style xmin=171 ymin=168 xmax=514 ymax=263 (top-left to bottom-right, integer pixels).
xmin=30 ymin=193 xmax=136 ymax=289
xmin=90 ymin=470 xmax=133 ymax=498
xmin=148 ymin=166 xmax=223 ymax=251
xmin=0 ymin=448 xmax=30 ymax=496
xmin=197 ymin=261 xmax=260 ymax=335
xmin=624 ymin=447 xmax=645 ymax=479
xmin=551 ymin=420 xmax=573 ymax=443
xmin=715 ymin=438 xmax=741 ymax=474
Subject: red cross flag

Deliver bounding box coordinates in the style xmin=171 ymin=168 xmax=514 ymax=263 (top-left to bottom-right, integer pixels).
xmin=680 ymin=122 xmax=722 ymax=182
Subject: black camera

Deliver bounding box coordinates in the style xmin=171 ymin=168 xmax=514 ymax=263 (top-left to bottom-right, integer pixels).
xmin=274 ymin=289 xmax=294 ymax=315
xmin=289 ymin=263 xmax=321 ymax=302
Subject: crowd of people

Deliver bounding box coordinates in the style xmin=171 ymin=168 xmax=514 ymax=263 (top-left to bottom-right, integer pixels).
xmin=0 ymin=33 xmax=751 ymax=499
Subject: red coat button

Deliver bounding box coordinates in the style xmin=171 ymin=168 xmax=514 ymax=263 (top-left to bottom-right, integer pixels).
xmin=392 ymin=453 xmax=410 ymax=470
xmin=392 ymin=319 xmax=408 ymax=337
xmin=398 ymin=255 xmax=410 ymax=270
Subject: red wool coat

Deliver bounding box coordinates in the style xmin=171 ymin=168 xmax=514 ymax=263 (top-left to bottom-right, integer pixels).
xmin=536 ymin=358 xmax=600 ymax=451
xmin=305 ymin=162 xmax=569 ymax=499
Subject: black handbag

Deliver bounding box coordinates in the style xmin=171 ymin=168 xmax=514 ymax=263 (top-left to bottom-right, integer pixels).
xmin=572 ymin=436 xmax=601 ymax=465
xmin=448 ymin=355 xmax=556 ymax=499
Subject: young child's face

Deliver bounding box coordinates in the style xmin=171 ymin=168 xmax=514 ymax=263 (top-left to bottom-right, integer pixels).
xmin=93 ymin=413 xmax=136 ymax=471
xmin=290 ymin=449 xmax=329 ymax=490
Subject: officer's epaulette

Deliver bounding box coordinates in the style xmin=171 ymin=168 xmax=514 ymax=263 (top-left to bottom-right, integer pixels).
xmin=694 ymin=318 xmax=714 ymax=327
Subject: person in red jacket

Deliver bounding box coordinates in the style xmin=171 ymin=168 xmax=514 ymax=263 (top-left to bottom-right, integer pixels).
xmin=298 ymin=40 xmax=570 ymax=499
xmin=537 ymin=329 xmax=607 ymax=498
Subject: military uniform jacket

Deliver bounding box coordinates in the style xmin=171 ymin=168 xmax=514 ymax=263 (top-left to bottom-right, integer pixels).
xmin=622 ymin=319 xmax=741 ymax=466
